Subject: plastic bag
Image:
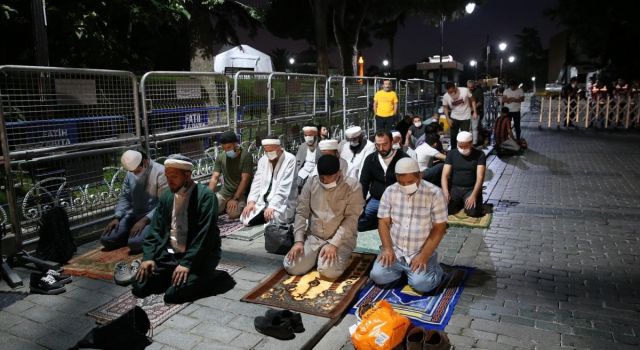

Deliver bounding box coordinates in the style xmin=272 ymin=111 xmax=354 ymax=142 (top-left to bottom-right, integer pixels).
xmin=351 ymin=300 xmax=411 ymax=350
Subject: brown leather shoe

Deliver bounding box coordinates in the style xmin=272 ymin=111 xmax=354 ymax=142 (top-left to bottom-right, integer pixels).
xmin=424 ymin=330 xmax=451 ymax=350
xmin=405 ymin=327 xmax=427 ymax=350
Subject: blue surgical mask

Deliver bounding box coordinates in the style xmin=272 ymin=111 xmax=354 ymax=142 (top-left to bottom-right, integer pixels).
xmin=226 ymin=150 xmax=237 ymax=159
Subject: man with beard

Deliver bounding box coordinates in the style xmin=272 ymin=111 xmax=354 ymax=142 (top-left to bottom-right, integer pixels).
xmin=340 ymin=126 xmax=376 ymax=180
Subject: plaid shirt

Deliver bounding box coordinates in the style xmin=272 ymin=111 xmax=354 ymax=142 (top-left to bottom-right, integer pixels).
xmin=377 ymin=180 xmax=448 ymax=263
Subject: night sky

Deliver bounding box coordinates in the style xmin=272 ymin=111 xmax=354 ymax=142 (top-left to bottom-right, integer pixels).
xmin=238 ymin=0 xmax=561 ymax=69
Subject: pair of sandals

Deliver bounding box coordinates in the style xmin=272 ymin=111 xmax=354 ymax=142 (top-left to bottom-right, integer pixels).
xmin=254 ymin=309 xmax=305 ymax=340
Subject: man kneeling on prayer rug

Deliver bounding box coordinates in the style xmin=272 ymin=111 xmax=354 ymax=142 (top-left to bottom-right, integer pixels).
xmin=370 ymin=158 xmax=448 ymax=293
xmin=284 ymin=155 xmax=364 ymax=279
xmin=132 ymin=154 xmax=221 ymax=304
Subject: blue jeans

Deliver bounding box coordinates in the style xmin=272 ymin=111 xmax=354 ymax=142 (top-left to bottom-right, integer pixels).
xmin=101 ymin=213 xmax=150 ymax=253
xmin=370 ymin=252 xmax=443 ymax=293
xmin=358 ymin=198 xmax=380 ymax=232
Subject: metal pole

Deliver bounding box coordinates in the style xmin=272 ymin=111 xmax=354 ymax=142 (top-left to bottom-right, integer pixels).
xmin=499 ymin=57 xmax=503 ymax=82
xmin=439 ymin=14 xmax=444 ymax=96
xmin=485 ymin=36 xmax=490 ymax=78
xmin=31 ymin=0 xmax=49 ymax=66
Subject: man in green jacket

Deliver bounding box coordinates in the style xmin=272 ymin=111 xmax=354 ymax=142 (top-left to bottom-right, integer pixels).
xmin=132 ymin=154 xmax=221 ymax=304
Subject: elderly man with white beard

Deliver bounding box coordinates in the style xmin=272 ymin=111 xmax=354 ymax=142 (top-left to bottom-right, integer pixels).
xmin=295 ymin=126 xmax=322 ymax=193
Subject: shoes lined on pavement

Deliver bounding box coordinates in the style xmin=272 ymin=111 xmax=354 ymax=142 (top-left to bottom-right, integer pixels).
xmin=405 ymin=326 xmax=428 ymax=350
xmin=30 ymin=273 xmax=66 ymax=295
xmin=265 ymin=309 xmax=305 ymax=333
xmin=45 ymin=269 xmax=72 ymax=284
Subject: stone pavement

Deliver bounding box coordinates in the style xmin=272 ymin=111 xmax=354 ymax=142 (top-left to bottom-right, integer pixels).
xmin=2 ymin=111 xmax=640 ymax=349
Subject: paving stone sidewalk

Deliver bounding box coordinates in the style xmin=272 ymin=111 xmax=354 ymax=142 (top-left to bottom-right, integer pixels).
xmin=1 ymin=112 xmax=639 ymax=349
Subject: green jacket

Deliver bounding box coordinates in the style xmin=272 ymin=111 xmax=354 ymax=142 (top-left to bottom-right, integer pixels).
xmin=142 ymin=183 xmax=220 ymax=271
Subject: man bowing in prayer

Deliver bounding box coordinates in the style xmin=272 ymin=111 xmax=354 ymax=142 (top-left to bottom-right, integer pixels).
xmin=241 ymin=136 xmax=298 ymax=226
xmin=132 ymin=154 xmax=221 ymax=304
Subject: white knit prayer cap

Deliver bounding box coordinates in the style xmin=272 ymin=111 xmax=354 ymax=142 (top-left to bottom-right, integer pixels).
xmin=395 ymin=158 xmax=420 ymax=174
xmin=121 ymin=150 xmax=142 ymax=172
xmin=456 ymin=131 xmax=473 ymax=142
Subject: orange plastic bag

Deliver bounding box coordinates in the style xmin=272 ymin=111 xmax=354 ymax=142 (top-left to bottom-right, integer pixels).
xmin=351 ymin=300 xmax=411 ymax=350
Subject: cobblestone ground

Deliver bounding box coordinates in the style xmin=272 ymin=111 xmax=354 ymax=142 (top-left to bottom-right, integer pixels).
xmin=1 ymin=112 xmax=640 ymax=349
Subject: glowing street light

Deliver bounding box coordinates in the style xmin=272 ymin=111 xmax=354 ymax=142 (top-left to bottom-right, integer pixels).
xmin=382 ymin=59 xmax=389 ymax=67
xmin=498 ymin=42 xmax=507 ymax=52
xmin=531 ymin=76 xmax=536 ymax=82
xmin=288 ymin=57 xmax=295 ymax=65
xmin=508 ymin=55 xmax=516 ymax=63
xmin=465 ymin=2 xmax=476 ymax=14
xmin=469 ymin=59 xmax=478 ymax=79
xmin=469 ymin=59 xmax=477 ymax=67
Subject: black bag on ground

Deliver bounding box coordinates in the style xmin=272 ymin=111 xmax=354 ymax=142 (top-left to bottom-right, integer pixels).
xmin=264 ymin=223 xmax=294 ymax=255
xmin=35 ymin=206 xmax=77 ymax=264
xmin=69 ymin=306 xmax=152 ymax=350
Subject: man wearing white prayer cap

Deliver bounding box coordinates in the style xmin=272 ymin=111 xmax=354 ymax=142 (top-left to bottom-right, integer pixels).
xmin=132 ymin=153 xmax=222 ymax=303
xmin=369 ymin=157 xmax=448 ymax=293
xmin=102 ymin=149 xmax=166 ymax=253
xmin=241 ymin=135 xmax=298 ymax=227
xmin=391 ymin=130 xmax=402 ymax=150
xmin=441 ymin=131 xmax=486 ymax=217
xmin=295 ymin=126 xmax=321 ymax=193
xmin=311 ymin=139 xmax=348 ymax=177
xmin=339 ymin=126 xmax=376 ymax=180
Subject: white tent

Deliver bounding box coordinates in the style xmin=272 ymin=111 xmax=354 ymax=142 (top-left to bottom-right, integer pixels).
xmin=213 ymin=45 xmax=273 ymax=74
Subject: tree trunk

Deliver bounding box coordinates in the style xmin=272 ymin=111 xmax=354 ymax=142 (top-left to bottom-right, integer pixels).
xmin=310 ymin=0 xmax=330 ymax=75
xmin=332 ymin=1 xmax=367 ymax=76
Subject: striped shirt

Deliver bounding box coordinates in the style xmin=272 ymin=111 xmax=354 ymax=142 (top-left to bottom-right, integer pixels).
xmin=377 ymin=180 xmax=448 ymax=263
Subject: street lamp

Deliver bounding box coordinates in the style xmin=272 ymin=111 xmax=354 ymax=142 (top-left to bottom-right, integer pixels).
xmin=470 ymin=59 xmax=477 ymax=80
xmin=288 ymin=57 xmax=295 ymax=65
xmin=382 ymin=59 xmax=389 ymax=67
xmin=498 ymin=42 xmax=508 ymax=82
xmin=531 ymin=76 xmax=536 ymax=93
xmin=498 ymin=42 xmax=507 ymax=52
xmin=465 ymin=2 xmax=476 ymax=14
xmin=508 ymin=55 xmax=515 ymax=63
xmin=439 ymin=2 xmax=476 ymax=96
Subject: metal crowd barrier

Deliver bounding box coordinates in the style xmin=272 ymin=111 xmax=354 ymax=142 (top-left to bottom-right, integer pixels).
xmin=537 ymin=93 xmax=640 ymax=129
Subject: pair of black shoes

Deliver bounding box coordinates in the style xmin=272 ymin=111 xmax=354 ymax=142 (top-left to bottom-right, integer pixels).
xmin=30 ymin=269 xmax=72 ymax=295
xmin=254 ymin=309 xmax=305 ymax=340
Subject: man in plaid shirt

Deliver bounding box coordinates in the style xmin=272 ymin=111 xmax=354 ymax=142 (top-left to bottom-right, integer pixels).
xmin=369 ymin=158 xmax=448 ymax=293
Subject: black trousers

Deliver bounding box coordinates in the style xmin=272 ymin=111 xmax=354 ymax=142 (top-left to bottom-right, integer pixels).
xmin=449 ymin=119 xmax=471 ymax=148
xmin=131 ymin=253 xmax=220 ymax=304
xmin=448 ymin=185 xmax=484 ymax=217
xmin=508 ymin=112 xmax=521 ymax=140
xmin=423 ymin=163 xmax=444 ymax=188
xmin=375 ymin=116 xmax=396 ymax=132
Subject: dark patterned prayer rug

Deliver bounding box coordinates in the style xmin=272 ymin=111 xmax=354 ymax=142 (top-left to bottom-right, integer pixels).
xmin=349 ymin=265 xmax=474 ymax=330
xmin=87 ymin=263 xmax=243 ymax=327
xmin=241 ymin=254 xmax=375 ymax=319
xmin=218 ymin=214 xmax=246 ymax=237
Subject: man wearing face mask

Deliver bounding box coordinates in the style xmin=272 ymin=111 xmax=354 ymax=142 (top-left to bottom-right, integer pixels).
xmin=295 ymin=126 xmax=322 ymax=193
xmin=404 ymin=115 xmax=427 ymax=149
xmin=241 ymin=136 xmax=298 ymax=227
xmin=284 ymin=155 xmax=364 ymax=279
xmin=102 ymin=150 xmax=167 ymax=253
xmin=312 ymin=139 xmax=349 ymax=177
xmin=340 ymin=126 xmax=376 ymax=180
xmin=391 ymin=130 xmax=403 ymax=151
xmin=358 ymin=130 xmax=408 ymax=231
xmin=370 ymin=158 xmax=448 ymax=293
xmin=132 ymin=154 xmax=221 ymax=303
xmin=208 ymin=131 xmax=253 ymax=220
xmin=441 ymin=131 xmax=486 ymax=217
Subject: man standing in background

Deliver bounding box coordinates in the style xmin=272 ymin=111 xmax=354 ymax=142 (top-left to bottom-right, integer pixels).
xmin=374 ymin=79 xmax=399 ymax=132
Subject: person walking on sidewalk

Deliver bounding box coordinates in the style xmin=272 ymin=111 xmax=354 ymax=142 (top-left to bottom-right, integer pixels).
xmin=374 ymin=79 xmax=399 ymax=132
xmin=442 ymin=82 xmax=478 ymax=149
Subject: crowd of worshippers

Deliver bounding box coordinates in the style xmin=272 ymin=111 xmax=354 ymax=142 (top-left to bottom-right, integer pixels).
xmin=101 ymin=120 xmax=487 ymax=302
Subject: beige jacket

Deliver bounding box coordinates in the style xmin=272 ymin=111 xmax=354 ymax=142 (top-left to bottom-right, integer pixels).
xmin=293 ymin=175 xmax=365 ymax=250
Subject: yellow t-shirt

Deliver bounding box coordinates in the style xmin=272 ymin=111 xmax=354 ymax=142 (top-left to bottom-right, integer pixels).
xmin=374 ymin=90 xmax=399 ymax=117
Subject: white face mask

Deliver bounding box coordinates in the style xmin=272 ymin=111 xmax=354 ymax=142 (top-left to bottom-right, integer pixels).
xmin=400 ymin=182 xmax=418 ymax=195
xmin=457 ymin=147 xmax=471 ymax=156
xmin=319 ymin=181 xmax=337 ymax=190
xmin=414 ymin=121 xmax=422 ymax=127
xmin=392 ymin=143 xmax=401 ymax=150
xmin=349 ymin=140 xmax=360 ymax=147
xmin=266 ymin=151 xmax=278 ymax=160
xmin=304 ymin=136 xmax=315 ymax=145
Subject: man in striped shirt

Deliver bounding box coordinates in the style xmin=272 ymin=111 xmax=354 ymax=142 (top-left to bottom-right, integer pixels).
xmin=370 ymin=158 xmax=448 ymax=293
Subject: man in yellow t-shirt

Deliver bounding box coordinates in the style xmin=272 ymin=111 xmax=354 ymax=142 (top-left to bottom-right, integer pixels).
xmin=373 ymin=80 xmax=399 ymax=132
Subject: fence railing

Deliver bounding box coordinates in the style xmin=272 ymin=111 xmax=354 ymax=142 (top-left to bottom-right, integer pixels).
xmin=536 ymin=93 xmax=640 ymax=129
xmin=0 ymin=64 xmax=434 ymax=257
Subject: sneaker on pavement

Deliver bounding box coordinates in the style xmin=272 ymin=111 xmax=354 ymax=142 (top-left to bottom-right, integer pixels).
xmin=113 ymin=261 xmax=133 ymax=286
xmin=129 ymin=259 xmax=142 ymax=278
xmin=45 ymin=269 xmax=72 ymax=284
xmin=30 ymin=273 xmax=66 ymax=295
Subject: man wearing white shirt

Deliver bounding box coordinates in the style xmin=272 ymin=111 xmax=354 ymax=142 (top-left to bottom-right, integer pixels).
xmin=442 ymin=82 xmax=478 ymax=149
xmin=414 ymin=133 xmax=447 ymax=187
xmin=295 ymin=126 xmax=321 ymax=193
xmin=502 ymin=81 xmax=524 ymax=141
xmin=340 ymin=126 xmax=376 ymax=180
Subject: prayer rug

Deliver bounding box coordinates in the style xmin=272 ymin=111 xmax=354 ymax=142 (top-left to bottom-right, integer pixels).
xmin=226 ymin=224 xmax=264 ymax=241
xmin=350 ymin=265 xmax=473 ymax=330
xmin=218 ymin=214 xmax=246 ymax=237
xmin=354 ymin=230 xmax=381 ymax=255
xmin=241 ymin=254 xmax=375 ymax=319
xmin=87 ymin=262 xmax=243 ymax=327
xmin=64 ymin=247 xmax=141 ymax=280
xmin=447 ymin=210 xmax=493 ymax=229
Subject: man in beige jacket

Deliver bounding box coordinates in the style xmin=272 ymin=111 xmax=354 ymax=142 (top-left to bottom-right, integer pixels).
xmin=284 ymin=155 xmax=364 ymax=280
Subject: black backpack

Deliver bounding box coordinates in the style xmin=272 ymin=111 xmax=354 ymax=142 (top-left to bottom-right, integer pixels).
xmin=70 ymin=306 xmax=152 ymax=350
xmin=35 ymin=206 xmax=77 ymax=264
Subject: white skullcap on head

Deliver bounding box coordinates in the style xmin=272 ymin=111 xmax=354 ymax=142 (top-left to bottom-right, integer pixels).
xmin=318 ymin=139 xmax=339 ymax=151
xmin=456 ymin=131 xmax=473 ymax=142
xmin=345 ymin=126 xmax=362 ymax=138
xmin=395 ymin=158 xmax=420 ymax=174
xmin=392 ymin=131 xmax=401 ymax=138
xmin=302 ymin=126 xmax=318 ymax=132
xmin=164 ymin=154 xmax=194 ymax=171
xmin=121 ymin=150 xmax=142 ymax=172
xmin=261 ymin=137 xmax=281 ymax=146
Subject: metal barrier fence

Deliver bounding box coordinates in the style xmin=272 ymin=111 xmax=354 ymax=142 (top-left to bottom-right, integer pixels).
xmin=0 ymin=64 xmax=433 ymax=258
xmin=0 ymin=65 xmax=141 ymax=247
xmin=537 ymin=94 xmax=640 ymax=129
